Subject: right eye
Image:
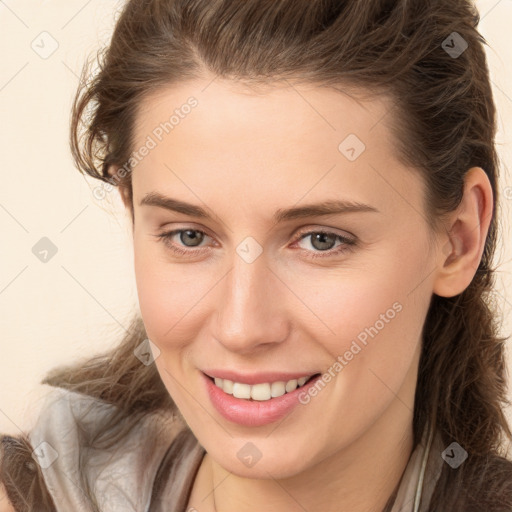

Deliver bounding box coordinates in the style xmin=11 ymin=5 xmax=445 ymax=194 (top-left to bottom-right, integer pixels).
xmin=154 ymin=229 xmax=213 ymax=256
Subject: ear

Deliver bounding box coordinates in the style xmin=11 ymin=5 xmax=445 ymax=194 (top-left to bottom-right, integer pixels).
xmin=433 ymin=167 xmax=494 ymax=298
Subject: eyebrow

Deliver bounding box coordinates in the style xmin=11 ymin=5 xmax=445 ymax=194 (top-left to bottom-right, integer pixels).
xmin=140 ymin=192 xmax=379 ymax=223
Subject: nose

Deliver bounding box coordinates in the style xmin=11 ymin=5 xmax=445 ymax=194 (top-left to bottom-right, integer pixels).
xmin=213 ymin=249 xmax=290 ymax=354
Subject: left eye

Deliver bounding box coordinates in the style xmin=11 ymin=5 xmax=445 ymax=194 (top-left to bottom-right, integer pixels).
xmin=154 ymin=228 xmax=356 ymax=258
xmin=292 ymin=230 xmax=356 ymax=258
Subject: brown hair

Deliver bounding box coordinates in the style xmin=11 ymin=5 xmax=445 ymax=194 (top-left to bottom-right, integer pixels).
xmin=2 ymin=0 xmax=512 ymax=510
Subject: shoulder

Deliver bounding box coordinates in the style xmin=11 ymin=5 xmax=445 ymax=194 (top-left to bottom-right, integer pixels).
xmin=1 ymin=387 xmax=186 ymax=512
xmin=0 ymin=431 xmax=56 ymax=512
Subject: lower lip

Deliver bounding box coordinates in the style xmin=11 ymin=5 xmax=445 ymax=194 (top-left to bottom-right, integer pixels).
xmin=202 ymin=372 xmax=322 ymax=427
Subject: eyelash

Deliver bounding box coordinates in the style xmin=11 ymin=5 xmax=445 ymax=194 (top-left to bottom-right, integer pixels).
xmin=154 ymin=228 xmax=357 ymax=260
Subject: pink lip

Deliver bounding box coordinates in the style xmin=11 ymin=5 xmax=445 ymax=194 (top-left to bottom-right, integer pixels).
xmin=202 ymin=371 xmax=322 ymax=427
xmin=202 ymin=368 xmax=318 ymax=385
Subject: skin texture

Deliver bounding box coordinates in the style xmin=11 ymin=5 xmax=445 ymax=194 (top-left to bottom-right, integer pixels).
xmin=114 ymin=77 xmax=493 ymax=512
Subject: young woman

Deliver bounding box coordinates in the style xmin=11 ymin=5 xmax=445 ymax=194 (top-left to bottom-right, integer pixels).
xmin=2 ymin=0 xmax=512 ymax=510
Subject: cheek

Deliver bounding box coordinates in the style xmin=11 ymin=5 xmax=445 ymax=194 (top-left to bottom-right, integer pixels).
xmin=287 ymin=269 xmax=426 ymax=437
xmin=133 ymin=237 xmax=217 ymax=345
xmin=290 ymin=244 xmax=431 ymax=379
xmin=133 ymin=238 xmax=182 ymax=340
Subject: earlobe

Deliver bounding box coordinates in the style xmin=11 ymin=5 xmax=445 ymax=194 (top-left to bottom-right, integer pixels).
xmin=432 ymin=167 xmax=493 ymax=298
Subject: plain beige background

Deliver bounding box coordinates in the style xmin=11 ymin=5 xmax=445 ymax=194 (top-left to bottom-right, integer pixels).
xmin=0 ymin=0 xmax=511 ymax=451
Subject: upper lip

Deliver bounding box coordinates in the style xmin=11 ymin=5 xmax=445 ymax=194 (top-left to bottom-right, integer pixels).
xmin=202 ymin=369 xmax=320 ymax=385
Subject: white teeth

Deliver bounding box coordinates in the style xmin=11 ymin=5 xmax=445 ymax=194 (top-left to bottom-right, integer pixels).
xmin=285 ymin=379 xmax=298 ymax=392
xmin=270 ymin=381 xmax=286 ymax=398
xmin=223 ymin=379 xmax=234 ymax=394
xmin=251 ymin=383 xmax=271 ymax=401
xmin=232 ymin=382 xmax=251 ymax=399
xmin=212 ymin=375 xmax=314 ymax=401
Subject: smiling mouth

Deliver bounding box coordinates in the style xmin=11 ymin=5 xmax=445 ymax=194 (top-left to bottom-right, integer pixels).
xmin=206 ymin=373 xmax=321 ymax=401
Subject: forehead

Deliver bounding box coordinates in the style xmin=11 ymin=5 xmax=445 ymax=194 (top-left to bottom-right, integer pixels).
xmin=133 ymin=78 xmax=395 ymax=151
xmin=129 ymin=79 xmax=424 ymax=221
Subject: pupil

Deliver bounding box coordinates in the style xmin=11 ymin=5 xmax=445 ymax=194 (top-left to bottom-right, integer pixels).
xmin=181 ymin=230 xmax=204 ymax=247
xmin=312 ymin=233 xmax=335 ymax=251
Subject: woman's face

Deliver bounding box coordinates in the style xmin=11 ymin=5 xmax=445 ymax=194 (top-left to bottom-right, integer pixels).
xmin=127 ymin=78 xmax=444 ymax=478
